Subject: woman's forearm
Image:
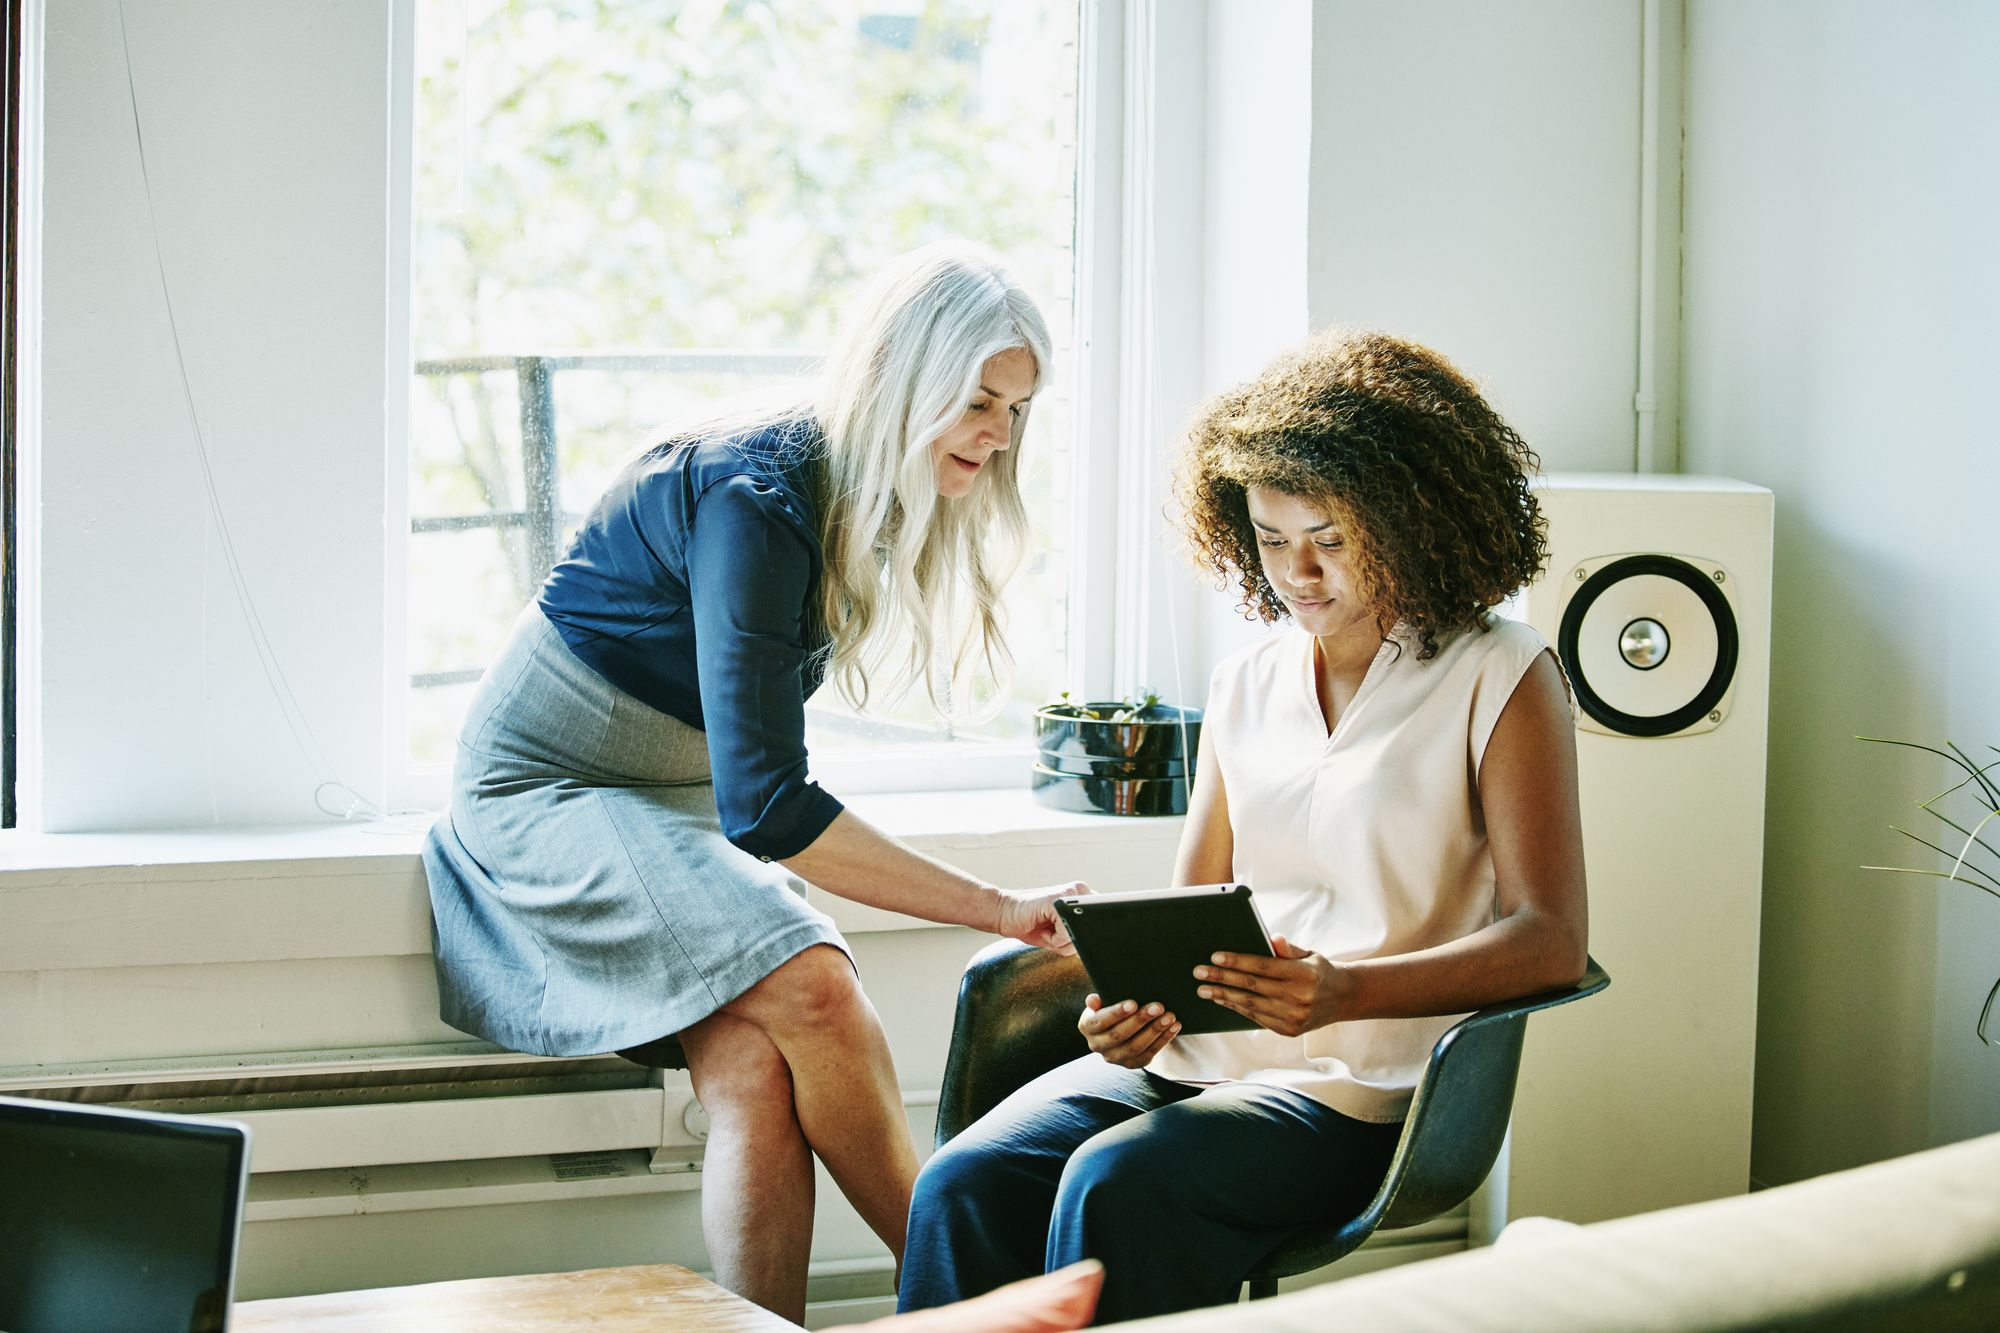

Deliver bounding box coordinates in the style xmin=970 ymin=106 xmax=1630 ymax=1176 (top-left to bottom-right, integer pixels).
xmin=1326 ymin=907 xmax=1588 ymax=1022
xmin=779 ymin=808 xmax=1002 ymax=931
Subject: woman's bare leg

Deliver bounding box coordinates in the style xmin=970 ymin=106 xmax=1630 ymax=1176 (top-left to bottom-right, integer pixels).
xmin=677 ymin=1012 xmax=815 ymax=1322
xmin=721 ymin=944 xmax=919 ymax=1264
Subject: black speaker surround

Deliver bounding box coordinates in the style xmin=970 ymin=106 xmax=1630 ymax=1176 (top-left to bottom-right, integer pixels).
xmin=1557 ymin=554 xmax=1740 ymax=738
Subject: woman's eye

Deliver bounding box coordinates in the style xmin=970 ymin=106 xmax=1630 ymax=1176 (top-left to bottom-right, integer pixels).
xmin=1316 ymin=540 xmax=1344 ymax=551
xmin=1258 ymin=538 xmax=1285 ymax=549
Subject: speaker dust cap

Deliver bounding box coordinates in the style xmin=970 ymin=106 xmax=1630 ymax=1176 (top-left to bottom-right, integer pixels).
xmin=1557 ymin=554 xmax=1739 ymax=738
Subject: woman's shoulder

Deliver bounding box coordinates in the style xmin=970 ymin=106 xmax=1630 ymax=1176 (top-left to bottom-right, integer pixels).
xmin=1421 ymin=612 xmax=1548 ymax=671
xmin=638 ymin=416 xmax=824 ymax=530
xmin=676 ymin=416 xmax=821 ymax=485
xmin=1475 ymin=612 xmax=1549 ymax=658
xmin=1410 ymin=615 xmax=1558 ymax=725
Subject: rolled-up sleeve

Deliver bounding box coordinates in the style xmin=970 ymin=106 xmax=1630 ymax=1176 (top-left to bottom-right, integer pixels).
xmin=685 ymin=473 xmax=845 ymax=860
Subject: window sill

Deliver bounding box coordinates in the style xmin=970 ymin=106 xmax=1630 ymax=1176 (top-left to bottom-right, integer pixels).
xmin=0 ymin=787 xmax=1179 ymax=865
xmin=0 ymin=788 xmax=1184 ymax=973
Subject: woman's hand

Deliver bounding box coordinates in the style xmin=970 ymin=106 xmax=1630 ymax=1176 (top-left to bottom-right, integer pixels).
xmin=1078 ymin=994 xmax=1180 ymax=1068
xmin=995 ymin=883 xmax=1085 ymax=955
xmin=1192 ymin=934 xmax=1346 ymax=1037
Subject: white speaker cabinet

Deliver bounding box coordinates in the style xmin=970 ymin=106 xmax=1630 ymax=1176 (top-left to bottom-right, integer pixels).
xmin=1488 ymin=474 xmax=1773 ymax=1227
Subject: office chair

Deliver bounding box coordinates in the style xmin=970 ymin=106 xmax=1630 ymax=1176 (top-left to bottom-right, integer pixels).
xmin=933 ymin=940 xmax=1610 ymax=1299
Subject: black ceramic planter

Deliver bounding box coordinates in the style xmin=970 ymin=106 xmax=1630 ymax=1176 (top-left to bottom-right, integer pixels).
xmin=1031 ymin=702 xmax=1202 ymax=816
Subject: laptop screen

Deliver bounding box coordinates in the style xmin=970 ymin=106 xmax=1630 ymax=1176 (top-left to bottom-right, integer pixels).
xmin=0 ymin=1095 xmax=250 ymax=1333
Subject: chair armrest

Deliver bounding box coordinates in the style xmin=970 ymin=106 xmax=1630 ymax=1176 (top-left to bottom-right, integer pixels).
xmin=1461 ymin=956 xmax=1611 ymax=1028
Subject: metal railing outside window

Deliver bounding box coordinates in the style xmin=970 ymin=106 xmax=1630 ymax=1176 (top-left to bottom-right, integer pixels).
xmin=409 ymin=348 xmax=818 ymax=690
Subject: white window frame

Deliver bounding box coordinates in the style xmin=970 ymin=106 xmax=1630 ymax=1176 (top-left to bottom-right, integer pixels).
xmin=383 ymin=0 xmax=1209 ymax=809
xmin=9 ymin=0 xmax=46 ymax=834
xmin=383 ymin=0 xmax=420 ymax=818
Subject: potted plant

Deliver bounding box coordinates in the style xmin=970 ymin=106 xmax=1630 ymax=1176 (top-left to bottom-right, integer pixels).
xmin=1860 ymin=736 xmax=2000 ymax=1044
xmin=1031 ymin=690 xmax=1202 ymax=816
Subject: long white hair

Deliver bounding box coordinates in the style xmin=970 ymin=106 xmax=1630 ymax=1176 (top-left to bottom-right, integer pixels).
xmin=815 ymin=241 xmax=1052 ymax=718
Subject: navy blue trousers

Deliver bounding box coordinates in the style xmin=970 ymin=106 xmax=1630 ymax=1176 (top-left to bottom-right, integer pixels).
xmin=897 ymin=1055 xmax=1401 ymax=1325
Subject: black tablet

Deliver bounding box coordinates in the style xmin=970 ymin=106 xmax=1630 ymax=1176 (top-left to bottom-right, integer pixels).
xmin=1055 ymin=884 xmax=1275 ymax=1035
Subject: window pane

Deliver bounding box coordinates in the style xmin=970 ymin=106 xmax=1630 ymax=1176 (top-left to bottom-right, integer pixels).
xmin=408 ymin=0 xmax=1081 ymax=769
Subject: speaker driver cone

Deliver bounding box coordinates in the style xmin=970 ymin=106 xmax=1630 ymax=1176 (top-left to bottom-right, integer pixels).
xmin=1558 ymin=555 xmax=1739 ymax=737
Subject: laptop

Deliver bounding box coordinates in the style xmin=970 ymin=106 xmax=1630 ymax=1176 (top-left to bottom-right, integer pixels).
xmin=0 ymin=1094 xmax=252 ymax=1333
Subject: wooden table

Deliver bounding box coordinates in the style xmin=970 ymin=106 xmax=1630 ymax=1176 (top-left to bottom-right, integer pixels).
xmin=231 ymin=1264 xmax=800 ymax=1331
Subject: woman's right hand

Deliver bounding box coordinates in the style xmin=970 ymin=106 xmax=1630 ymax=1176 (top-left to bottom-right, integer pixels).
xmin=1078 ymin=994 xmax=1180 ymax=1068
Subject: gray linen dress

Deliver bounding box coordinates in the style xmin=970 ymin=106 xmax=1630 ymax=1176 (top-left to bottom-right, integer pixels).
xmin=423 ymin=423 xmax=849 ymax=1057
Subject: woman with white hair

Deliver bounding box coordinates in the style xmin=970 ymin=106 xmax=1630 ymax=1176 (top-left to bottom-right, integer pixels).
xmin=423 ymin=242 xmax=1078 ymax=1321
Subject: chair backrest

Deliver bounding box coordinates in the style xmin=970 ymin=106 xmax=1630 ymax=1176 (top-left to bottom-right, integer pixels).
xmin=935 ymin=941 xmax=1093 ymax=1149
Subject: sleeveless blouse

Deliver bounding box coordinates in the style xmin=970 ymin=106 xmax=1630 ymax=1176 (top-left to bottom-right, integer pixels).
xmin=1147 ymin=615 xmax=1554 ymax=1122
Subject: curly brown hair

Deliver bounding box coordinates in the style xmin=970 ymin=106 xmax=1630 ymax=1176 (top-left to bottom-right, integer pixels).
xmin=1173 ymin=330 xmax=1546 ymax=661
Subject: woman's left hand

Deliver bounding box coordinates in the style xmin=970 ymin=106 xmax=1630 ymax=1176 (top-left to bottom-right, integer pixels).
xmin=1192 ymin=934 xmax=1345 ymax=1037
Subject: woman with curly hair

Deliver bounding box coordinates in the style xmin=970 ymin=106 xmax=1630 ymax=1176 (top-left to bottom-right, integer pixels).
xmin=898 ymin=330 xmax=1589 ymax=1323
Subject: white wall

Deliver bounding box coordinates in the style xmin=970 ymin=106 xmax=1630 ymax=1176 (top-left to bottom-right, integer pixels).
xmin=1202 ymin=1 xmax=1312 ymax=393
xmin=1681 ymin=0 xmax=2000 ymax=1185
xmin=34 ymin=1 xmax=392 ymax=831
xmin=1192 ymin=0 xmax=1312 ymax=671
xmin=1305 ymin=0 xmax=1661 ymax=474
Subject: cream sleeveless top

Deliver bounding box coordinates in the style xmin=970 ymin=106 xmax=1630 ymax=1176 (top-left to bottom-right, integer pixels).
xmin=1147 ymin=615 xmax=1554 ymax=1123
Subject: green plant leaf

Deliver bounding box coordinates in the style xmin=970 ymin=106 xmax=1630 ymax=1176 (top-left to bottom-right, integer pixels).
xmin=1919 ymin=757 xmax=2000 ymax=811
xmin=1948 ymin=741 xmax=2000 ymax=807
xmin=1862 ymin=864 xmax=2000 ymax=903
xmin=1916 ymin=798 xmax=2000 ymax=875
xmin=1886 ymin=825 xmax=2000 ymax=892
xmin=1857 ymin=735 xmax=1984 ymax=780
xmin=1947 ymin=806 xmax=2000 ymax=892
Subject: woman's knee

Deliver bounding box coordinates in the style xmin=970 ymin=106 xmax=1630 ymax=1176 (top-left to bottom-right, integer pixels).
xmin=1056 ymin=1126 xmax=1179 ymax=1218
xmin=728 ymin=944 xmax=872 ymax=1037
xmin=913 ymin=1136 xmax=1030 ymax=1221
xmin=682 ymin=1013 xmax=794 ymax=1117
xmin=916 ymin=1137 xmax=991 ymax=1198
